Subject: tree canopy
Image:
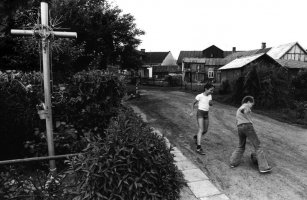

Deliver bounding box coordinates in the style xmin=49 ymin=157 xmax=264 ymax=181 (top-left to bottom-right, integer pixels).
xmin=0 ymin=0 xmax=144 ymax=71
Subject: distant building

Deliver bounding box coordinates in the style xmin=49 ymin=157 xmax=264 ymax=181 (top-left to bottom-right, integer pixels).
xmin=139 ymin=49 xmax=177 ymax=78
xmin=178 ymin=42 xmax=307 ymax=84
xmin=178 ymin=45 xmax=227 ymax=83
xmin=219 ymin=53 xmax=283 ymax=83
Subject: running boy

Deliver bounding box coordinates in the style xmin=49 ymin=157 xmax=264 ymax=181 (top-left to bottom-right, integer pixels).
xmin=190 ymin=82 xmax=214 ymax=155
xmin=230 ymin=96 xmax=272 ymax=173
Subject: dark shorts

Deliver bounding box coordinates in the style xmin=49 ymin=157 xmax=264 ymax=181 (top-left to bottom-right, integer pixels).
xmin=197 ymin=109 xmax=209 ymax=119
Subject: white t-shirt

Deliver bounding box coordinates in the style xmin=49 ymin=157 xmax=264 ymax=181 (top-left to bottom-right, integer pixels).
xmin=195 ymin=93 xmax=212 ymax=111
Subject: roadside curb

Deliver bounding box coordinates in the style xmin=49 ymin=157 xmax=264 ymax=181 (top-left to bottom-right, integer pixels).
xmin=154 ymin=129 xmax=230 ymax=200
xmin=129 ymin=105 xmax=230 ymax=200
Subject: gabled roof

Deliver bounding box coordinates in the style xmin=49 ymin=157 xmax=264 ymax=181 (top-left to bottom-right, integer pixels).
xmin=276 ymin=59 xmax=307 ymax=69
xmin=219 ymin=53 xmax=265 ymax=70
xmin=223 ymin=49 xmax=260 ymax=63
xmin=144 ymin=52 xmax=169 ymax=64
xmin=177 ymin=51 xmax=203 ymax=64
xmin=267 ymin=42 xmax=297 ymax=59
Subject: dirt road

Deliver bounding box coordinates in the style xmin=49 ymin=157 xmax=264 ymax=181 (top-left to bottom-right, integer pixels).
xmin=127 ymin=87 xmax=307 ymax=200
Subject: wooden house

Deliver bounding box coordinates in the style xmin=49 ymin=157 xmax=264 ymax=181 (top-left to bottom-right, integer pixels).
xmin=219 ymin=53 xmax=283 ymax=83
xmin=178 ymin=45 xmax=227 ymax=83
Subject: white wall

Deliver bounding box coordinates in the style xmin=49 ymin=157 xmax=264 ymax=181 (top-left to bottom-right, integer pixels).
xmin=161 ymin=52 xmax=177 ymax=66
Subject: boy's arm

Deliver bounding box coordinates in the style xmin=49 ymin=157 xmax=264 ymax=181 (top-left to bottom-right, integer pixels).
xmin=209 ymin=100 xmax=213 ymax=106
xmin=190 ymin=100 xmax=198 ymax=115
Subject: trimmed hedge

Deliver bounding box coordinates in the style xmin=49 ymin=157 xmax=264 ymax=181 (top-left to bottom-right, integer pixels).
xmin=65 ymin=106 xmax=186 ymax=200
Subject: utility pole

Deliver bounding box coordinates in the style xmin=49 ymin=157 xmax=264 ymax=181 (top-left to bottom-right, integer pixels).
xmin=11 ymin=2 xmax=77 ymax=173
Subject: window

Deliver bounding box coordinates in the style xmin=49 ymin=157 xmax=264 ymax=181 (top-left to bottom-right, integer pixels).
xmin=208 ymin=68 xmax=214 ymax=78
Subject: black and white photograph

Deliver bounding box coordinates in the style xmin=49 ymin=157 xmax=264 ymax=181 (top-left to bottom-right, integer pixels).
xmin=0 ymin=0 xmax=306 ymax=199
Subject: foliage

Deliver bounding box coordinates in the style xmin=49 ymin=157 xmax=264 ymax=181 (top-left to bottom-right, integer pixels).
xmin=291 ymin=70 xmax=307 ymax=101
xmin=49 ymin=0 xmax=145 ymax=70
xmin=1 ymin=106 xmax=186 ymax=200
xmin=0 ymin=165 xmax=76 ymax=200
xmin=0 ymin=70 xmax=42 ymax=160
xmin=53 ymin=70 xmax=126 ymax=137
xmin=219 ymin=80 xmax=231 ymax=95
xmin=64 ymin=106 xmax=186 ymax=200
xmin=231 ymin=65 xmax=290 ymax=108
xmin=0 ymin=0 xmax=144 ymax=71
xmin=0 ymin=70 xmax=125 ymax=162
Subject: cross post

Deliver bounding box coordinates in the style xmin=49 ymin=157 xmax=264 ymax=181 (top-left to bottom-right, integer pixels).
xmin=11 ymin=2 xmax=77 ymax=173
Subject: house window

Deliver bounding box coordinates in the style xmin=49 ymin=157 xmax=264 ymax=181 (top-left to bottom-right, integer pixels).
xmin=208 ymin=68 xmax=214 ymax=78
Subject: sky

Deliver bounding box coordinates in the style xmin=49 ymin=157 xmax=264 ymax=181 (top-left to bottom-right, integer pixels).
xmin=112 ymin=0 xmax=307 ymax=60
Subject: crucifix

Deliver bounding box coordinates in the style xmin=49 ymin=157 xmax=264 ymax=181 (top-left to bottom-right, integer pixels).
xmin=11 ymin=2 xmax=77 ymax=173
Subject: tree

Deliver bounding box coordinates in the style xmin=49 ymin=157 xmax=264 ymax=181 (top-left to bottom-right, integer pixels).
xmin=50 ymin=0 xmax=144 ymax=70
xmin=0 ymin=0 xmax=144 ymax=72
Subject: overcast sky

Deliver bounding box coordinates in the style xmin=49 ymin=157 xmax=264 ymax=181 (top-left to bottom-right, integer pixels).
xmin=112 ymin=0 xmax=307 ymax=60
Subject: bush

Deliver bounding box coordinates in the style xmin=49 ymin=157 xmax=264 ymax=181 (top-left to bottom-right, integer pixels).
xmin=219 ymin=80 xmax=231 ymax=95
xmin=291 ymin=70 xmax=307 ymax=101
xmin=230 ymin=65 xmax=290 ymax=108
xmin=0 ymin=71 xmax=42 ymax=160
xmin=65 ymin=106 xmax=186 ymax=200
xmin=54 ymin=70 xmax=126 ymax=137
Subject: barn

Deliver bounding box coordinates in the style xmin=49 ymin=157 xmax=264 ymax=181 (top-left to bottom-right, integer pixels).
xmin=218 ymin=53 xmax=283 ymax=83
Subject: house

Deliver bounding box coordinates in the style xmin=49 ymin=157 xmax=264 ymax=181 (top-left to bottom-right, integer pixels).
xmin=178 ymin=45 xmax=227 ymax=83
xmin=220 ymin=42 xmax=307 ymax=81
xmin=219 ymin=53 xmax=283 ymax=83
xmin=276 ymin=59 xmax=307 ymax=79
xmin=138 ymin=49 xmax=177 ymax=78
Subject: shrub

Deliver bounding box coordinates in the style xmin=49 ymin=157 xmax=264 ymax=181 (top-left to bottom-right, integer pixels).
xmin=219 ymin=80 xmax=231 ymax=95
xmin=0 ymin=71 xmax=42 ymax=160
xmin=65 ymin=106 xmax=186 ymax=200
xmin=54 ymin=70 xmax=126 ymax=136
xmin=291 ymin=70 xmax=307 ymax=101
xmin=231 ymin=65 xmax=289 ymax=108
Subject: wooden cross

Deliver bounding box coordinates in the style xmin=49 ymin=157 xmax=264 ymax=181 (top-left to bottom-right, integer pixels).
xmin=11 ymin=2 xmax=77 ymax=172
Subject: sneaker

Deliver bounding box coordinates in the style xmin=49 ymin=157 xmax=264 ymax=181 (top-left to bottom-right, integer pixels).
xmin=259 ymin=167 xmax=272 ymax=173
xmin=196 ymin=148 xmax=206 ymax=155
xmin=230 ymin=165 xmax=235 ymax=168
xmin=193 ymin=135 xmax=197 ymax=145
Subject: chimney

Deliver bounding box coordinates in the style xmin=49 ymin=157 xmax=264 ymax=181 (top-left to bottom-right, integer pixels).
xmin=232 ymin=47 xmax=236 ymax=53
xmin=141 ymin=49 xmax=145 ymax=52
xmin=261 ymin=42 xmax=266 ymax=49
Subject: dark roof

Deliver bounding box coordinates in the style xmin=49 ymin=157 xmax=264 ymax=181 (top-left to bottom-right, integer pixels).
xmin=177 ymin=51 xmax=203 ymax=65
xmin=153 ymin=65 xmax=181 ymax=73
xmin=256 ymin=47 xmax=271 ymax=54
xmin=182 ymin=57 xmax=226 ymax=66
xmin=276 ymin=59 xmax=307 ymax=69
xmin=223 ymin=50 xmax=259 ymax=63
xmin=144 ymin=52 xmax=169 ymax=65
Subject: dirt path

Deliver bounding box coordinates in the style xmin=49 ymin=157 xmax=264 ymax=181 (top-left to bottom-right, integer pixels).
xmin=127 ymin=87 xmax=307 ymax=200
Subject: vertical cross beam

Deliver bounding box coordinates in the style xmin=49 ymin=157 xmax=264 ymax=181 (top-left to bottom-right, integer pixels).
xmin=11 ymin=2 xmax=77 ymax=173
xmin=41 ymin=2 xmax=56 ymax=172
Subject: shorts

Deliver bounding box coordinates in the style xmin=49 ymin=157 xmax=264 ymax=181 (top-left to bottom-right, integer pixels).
xmin=196 ymin=109 xmax=209 ymax=119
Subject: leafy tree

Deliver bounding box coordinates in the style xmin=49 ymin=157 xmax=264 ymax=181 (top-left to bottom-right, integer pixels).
xmin=50 ymin=0 xmax=144 ymax=70
xmin=0 ymin=0 xmax=144 ymax=72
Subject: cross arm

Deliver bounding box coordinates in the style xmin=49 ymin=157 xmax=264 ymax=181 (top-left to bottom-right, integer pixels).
xmin=11 ymin=29 xmax=77 ymax=38
xmin=11 ymin=29 xmax=34 ymax=36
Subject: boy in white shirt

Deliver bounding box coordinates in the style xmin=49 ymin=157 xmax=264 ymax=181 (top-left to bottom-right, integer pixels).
xmin=190 ymin=83 xmax=214 ymax=155
xmin=230 ymin=96 xmax=272 ymax=173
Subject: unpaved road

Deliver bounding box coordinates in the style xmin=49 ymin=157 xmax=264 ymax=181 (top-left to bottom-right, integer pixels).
xmin=127 ymin=87 xmax=307 ymax=200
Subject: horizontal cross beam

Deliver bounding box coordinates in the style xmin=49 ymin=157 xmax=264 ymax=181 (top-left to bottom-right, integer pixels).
xmin=11 ymin=29 xmax=77 ymax=38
